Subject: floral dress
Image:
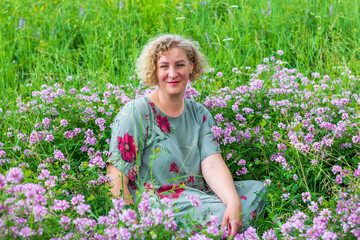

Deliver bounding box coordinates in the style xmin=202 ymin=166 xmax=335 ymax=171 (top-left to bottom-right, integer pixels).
xmin=107 ymin=96 xmax=266 ymax=229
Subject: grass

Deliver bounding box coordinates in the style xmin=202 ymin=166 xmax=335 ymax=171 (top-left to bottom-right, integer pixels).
xmin=1 ymin=0 xmax=359 ymax=104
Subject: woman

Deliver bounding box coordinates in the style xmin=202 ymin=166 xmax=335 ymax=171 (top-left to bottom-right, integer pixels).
xmin=106 ymin=34 xmax=266 ymax=235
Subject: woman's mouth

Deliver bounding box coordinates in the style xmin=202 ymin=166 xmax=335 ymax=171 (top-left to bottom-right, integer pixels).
xmin=167 ymin=81 xmax=180 ymax=86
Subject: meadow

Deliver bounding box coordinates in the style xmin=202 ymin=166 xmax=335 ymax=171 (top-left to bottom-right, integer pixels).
xmin=0 ymin=0 xmax=359 ymax=239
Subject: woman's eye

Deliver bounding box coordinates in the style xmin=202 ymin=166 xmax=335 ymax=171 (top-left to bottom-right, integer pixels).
xmin=177 ymin=64 xmax=185 ymax=67
xmin=160 ymin=66 xmax=168 ymax=69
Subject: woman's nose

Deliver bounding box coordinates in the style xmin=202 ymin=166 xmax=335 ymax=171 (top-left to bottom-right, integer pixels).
xmin=168 ymin=68 xmax=178 ymax=78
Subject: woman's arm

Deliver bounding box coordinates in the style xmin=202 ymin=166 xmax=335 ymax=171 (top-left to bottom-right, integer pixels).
xmin=107 ymin=163 xmax=134 ymax=205
xmin=201 ymin=153 xmax=243 ymax=235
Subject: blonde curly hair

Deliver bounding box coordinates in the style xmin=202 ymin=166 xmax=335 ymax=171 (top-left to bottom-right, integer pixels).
xmin=136 ymin=34 xmax=207 ymax=86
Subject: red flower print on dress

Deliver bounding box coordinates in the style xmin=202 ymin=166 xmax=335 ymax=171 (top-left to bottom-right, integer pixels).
xmin=169 ymin=162 xmax=180 ymax=173
xmin=251 ymin=209 xmax=257 ymax=219
xmin=156 ymin=114 xmax=171 ymax=134
xmin=128 ymin=165 xmax=137 ymax=181
xmin=129 ymin=182 xmax=137 ymax=190
xmin=145 ymin=126 xmax=150 ymax=138
xmin=148 ymin=102 xmax=156 ymax=114
xmin=143 ymin=182 xmax=154 ymax=190
xmin=240 ymin=195 xmax=247 ymax=201
xmin=188 ymin=175 xmax=194 ymax=184
xmin=117 ymin=132 xmax=137 ymax=163
xmin=157 ymin=184 xmax=185 ymax=199
xmin=203 ymin=114 xmax=206 ymax=123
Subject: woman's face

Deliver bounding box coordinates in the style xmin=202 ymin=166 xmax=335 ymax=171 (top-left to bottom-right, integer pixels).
xmin=156 ymin=47 xmax=194 ymax=97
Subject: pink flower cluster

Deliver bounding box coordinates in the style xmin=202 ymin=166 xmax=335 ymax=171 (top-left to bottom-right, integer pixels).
xmin=1 ymin=166 xmax=230 ymax=239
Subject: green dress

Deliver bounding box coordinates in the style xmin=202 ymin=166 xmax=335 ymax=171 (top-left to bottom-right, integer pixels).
xmin=108 ymin=96 xmax=266 ymax=229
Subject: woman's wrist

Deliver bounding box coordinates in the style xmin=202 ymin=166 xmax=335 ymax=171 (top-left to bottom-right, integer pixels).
xmin=224 ymin=195 xmax=242 ymax=208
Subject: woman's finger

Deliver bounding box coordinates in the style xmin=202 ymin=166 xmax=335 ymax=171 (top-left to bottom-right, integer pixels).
xmin=230 ymin=221 xmax=238 ymax=236
xmin=220 ymin=215 xmax=228 ymax=229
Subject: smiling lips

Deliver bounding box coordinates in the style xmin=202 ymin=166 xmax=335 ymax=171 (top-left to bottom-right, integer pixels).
xmin=167 ymin=81 xmax=180 ymax=86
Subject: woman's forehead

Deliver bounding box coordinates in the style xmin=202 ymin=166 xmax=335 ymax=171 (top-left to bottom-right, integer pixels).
xmin=157 ymin=47 xmax=189 ymax=62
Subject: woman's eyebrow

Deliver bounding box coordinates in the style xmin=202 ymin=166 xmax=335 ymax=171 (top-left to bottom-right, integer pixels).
xmin=158 ymin=60 xmax=186 ymax=64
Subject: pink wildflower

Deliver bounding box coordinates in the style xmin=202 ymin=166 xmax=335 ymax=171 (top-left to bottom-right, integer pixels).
xmin=264 ymin=179 xmax=271 ymax=186
xmin=302 ymin=192 xmax=311 ymax=203
xmin=120 ymin=209 xmax=137 ymax=226
xmin=6 ymin=167 xmax=24 ymax=184
xmin=238 ymin=159 xmax=246 ymax=166
xmin=75 ymin=203 xmax=91 ymax=216
xmin=187 ymin=194 xmax=202 ymax=208
xmin=0 ymin=174 xmax=6 ymax=189
xmin=308 ymin=201 xmax=319 ymax=213
xmin=53 ymin=199 xmax=70 ymax=211
xmin=18 ymin=227 xmax=32 ymax=238
xmin=53 ymin=150 xmax=65 ymax=160
xmin=207 ymin=225 xmax=219 ymax=236
xmin=119 ymin=227 xmax=131 ymax=240
xmin=210 ymin=215 xmax=219 ymax=226
xmin=32 ymin=205 xmax=48 ymax=222
xmin=281 ymin=193 xmax=290 ymax=201
xmin=60 ymin=119 xmax=68 ymax=127
xmin=112 ymin=198 xmax=125 ymax=212
xmin=71 ymin=194 xmax=85 ymax=205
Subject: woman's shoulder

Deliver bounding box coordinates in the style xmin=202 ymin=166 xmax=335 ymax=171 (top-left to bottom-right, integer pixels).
xmin=184 ymin=98 xmax=214 ymax=126
xmin=185 ymin=98 xmax=211 ymax=115
xmin=116 ymin=96 xmax=152 ymax=119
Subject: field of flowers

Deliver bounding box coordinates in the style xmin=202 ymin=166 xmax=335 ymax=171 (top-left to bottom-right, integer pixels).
xmin=1 ymin=0 xmax=360 ymax=239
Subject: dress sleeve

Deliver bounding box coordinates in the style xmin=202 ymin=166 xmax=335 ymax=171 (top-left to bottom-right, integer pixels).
xmin=198 ymin=106 xmax=221 ymax=161
xmin=107 ymin=100 xmax=149 ymax=181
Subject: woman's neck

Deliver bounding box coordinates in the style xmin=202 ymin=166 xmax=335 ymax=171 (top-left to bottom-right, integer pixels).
xmin=148 ymin=90 xmax=185 ymax=118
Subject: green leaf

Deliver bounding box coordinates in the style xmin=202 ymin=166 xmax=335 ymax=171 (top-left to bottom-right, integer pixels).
xmin=87 ymin=194 xmax=95 ymax=201
xmin=24 ymin=169 xmax=33 ymax=177
xmin=260 ymin=119 xmax=267 ymax=127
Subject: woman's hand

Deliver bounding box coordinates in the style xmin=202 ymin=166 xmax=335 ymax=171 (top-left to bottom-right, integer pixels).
xmin=221 ymin=201 xmax=243 ymax=236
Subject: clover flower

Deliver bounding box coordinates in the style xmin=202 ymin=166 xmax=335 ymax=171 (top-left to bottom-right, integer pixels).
xmin=75 ymin=203 xmax=91 ymax=216
xmin=114 ymin=227 xmax=130 ymax=240
xmin=160 ymin=197 xmax=174 ymax=207
xmin=308 ymin=201 xmax=319 ymax=213
xmin=60 ymin=119 xmax=68 ymax=127
xmin=71 ymin=194 xmax=85 ymax=205
xmin=52 ymin=199 xmax=70 ymax=211
xmin=302 ymin=192 xmax=311 ymax=203
xmin=187 ymin=194 xmax=202 ymax=208
xmin=238 ymin=159 xmax=246 ymax=165
xmin=264 ymin=179 xmax=271 ymax=186
xmin=6 ymin=167 xmax=24 ymax=184
xmin=53 ymin=149 xmax=65 ymax=161
xmin=0 ymin=150 xmax=6 ymax=158
xmin=281 ymin=193 xmax=290 ymax=201
xmin=151 ymin=208 xmax=164 ymax=225
xmin=262 ymin=228 xmax=277 ymax=240
xmin=138 ymin=200 xmax=151 ymax=215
